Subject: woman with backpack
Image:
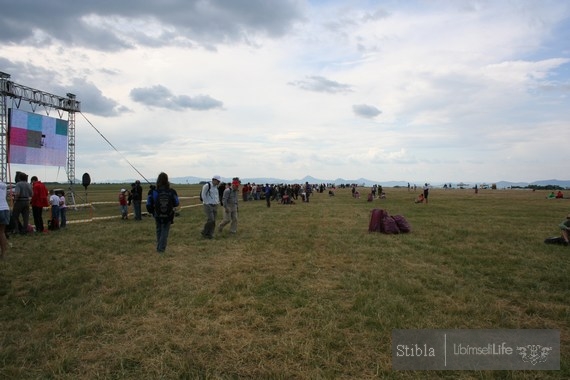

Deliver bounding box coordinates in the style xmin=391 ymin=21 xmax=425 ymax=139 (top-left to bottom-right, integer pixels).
xmin=148 ymin=172 xmax=179 ymax=254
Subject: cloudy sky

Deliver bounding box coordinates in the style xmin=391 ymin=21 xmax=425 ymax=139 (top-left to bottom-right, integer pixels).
xmin=1 ymin=0 xmax=569 ymax=184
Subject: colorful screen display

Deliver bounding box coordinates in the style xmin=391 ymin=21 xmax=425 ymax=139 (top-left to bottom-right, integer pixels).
xmin=8 ymin=109 xmax=68 ymax=166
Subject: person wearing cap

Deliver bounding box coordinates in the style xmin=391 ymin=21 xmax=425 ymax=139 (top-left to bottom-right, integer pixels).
xmin=48 ymin=189 xmax=60 ymax=230
xmin=218 ymin=178 xmax=240 ymax=234
xmin=119 ymin=188 xmax=129 ymax=220
xmin=201 ymin=175 xmax=221 ymax=239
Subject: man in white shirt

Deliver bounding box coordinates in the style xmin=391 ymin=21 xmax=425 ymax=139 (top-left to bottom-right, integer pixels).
xmin=201 ymin=175 xmax=221 ymax=239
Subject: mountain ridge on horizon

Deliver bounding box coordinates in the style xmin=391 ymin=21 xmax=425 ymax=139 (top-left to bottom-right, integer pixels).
xmin=97 ymin=175 xmax=570 ymax=189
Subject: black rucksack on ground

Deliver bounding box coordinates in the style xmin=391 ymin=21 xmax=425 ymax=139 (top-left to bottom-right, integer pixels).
xmin=155 ymin=189 xmax=174 ymax=219
xmin=544 ymin=236 xmax=568 ymax=246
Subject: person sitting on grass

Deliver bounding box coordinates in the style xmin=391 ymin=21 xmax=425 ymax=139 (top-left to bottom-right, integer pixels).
xmin=414 ymin=193 xmax=424 ymax=203
xmin=556 ymin=191 xmax=564 ymax=199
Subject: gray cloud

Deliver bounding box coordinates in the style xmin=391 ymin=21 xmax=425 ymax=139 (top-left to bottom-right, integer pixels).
xmin=0 ymin=0 xmax=305 ymax=51
xmin=0 ymin=58 xmax=126 ymax=117
xmin=352 ymin=104 xmax=381 ymax=118
xmin=130 ymin=85 xmax=224 ymax=111
xmin=289 ymin=75 xmax=352 ymax=93
xmin=67 ymin=80 xmax=130 ymax=117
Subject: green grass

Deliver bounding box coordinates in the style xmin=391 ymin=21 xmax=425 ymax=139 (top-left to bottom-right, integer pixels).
xmin=0 ymin=185 xmax=568 ymax=379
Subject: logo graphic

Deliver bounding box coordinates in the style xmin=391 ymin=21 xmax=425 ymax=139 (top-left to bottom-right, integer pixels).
xmin=392 ymin=329 xmax=560 ymax=370
xmin=516 ymin=345 xmax=552 ymax=365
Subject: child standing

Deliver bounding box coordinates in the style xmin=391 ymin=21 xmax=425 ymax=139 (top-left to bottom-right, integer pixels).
xmin=59 ymin=190 xmax=67 ymax=228
xmin=119 ymin=189 xmax=128 ymax=219
xmin=49 ymin=189 xmax=60 ymax=230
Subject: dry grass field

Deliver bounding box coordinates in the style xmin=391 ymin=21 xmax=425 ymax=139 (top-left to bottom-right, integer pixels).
xmin=0 ymin=184 xmax=568 ymax=379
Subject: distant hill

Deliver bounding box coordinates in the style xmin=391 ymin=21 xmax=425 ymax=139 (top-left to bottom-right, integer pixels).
xmin=494 ymin=181 xmax=530 ymax=188
xmin=167 ymin=175 xmax=405 ymax=187
xmin=530 ymin=179 xmax=570 ymax=188
xmin=493 ymin=180 xmax=570 ymax=188
xmin=98 ymin=176 xmax=570 ymax=189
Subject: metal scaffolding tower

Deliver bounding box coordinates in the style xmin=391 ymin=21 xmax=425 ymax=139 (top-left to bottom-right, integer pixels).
xmin=0 ymin=71 xmax=80 ymax=184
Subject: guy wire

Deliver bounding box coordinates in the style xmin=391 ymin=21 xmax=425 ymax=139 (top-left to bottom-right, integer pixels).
xmin=79 ymin=112 xmax=152 ymax=185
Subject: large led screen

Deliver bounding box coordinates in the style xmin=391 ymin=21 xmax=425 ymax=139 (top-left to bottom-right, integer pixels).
xmin=8 ymin=109 xmax=68 ymax=166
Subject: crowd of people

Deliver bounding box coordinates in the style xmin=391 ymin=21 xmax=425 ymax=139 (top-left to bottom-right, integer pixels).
xmin=0 ymin=172 xmax=69 ymax=260
xmin=2 ymin=172 xmax=568 ymax=259
xmin=114 ymin=176 xmax=325 ymax=253
xmin=232 ymin=182 xmax=320 ymax=204
xmin=7 ymin=172 xmax=67 ymax=235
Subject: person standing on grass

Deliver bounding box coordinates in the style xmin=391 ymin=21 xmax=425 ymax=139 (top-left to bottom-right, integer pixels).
xmin=305 ymin=182 xmax=312 ymax=203
xmin=49 ymin=189 xmax=60 ymax=229
xmin=218 ymin=178 xmax=240 ymax=235
xmin=58 ymin=190 xmax=67 ymax=228
xmin=148 ymin=172 xmax=179 ymax=254
xmin=30 ymin=176 xmax=49 ymax=233
xmin=201 ymin=175 xmax=221 ymax=239
xmin=12 ymin=172 xmax=32 ymax=234
xmin=559 ymin=214 xmax=570 ymax=246
xmin=0 ymin=181 xmax=10 ymax=259
xmin=131 ymin=180 xmax=143 ymax=220
xmin=242 ymin=182 xmax=250 ymax=202
xmin=119 ymin=188 xmax=128 ymax=219
xmin=423 ymin=183 xmax=430 ymax=204
xmin=264 ymin=184 xmax=272 ymax=208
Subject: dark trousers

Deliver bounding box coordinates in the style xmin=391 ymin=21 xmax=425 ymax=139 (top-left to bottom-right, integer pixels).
xmin=13 ymin=201 xmax=30 ymax=234
xmin=32 ymin=206 xmax=45 ymax=232
xmin=133 ymin=200 xmax=142 ymax=220
xmin=201 ymin=204 xmax=218 ymax=238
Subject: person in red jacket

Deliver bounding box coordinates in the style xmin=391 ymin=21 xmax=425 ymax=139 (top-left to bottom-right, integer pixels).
xmin=30 ymin=176 xmax=49 ymax=233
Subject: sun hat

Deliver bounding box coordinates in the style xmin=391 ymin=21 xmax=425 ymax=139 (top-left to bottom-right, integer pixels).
xmin=120 ymin=188 xmax=126 ymax=192
xmin=212 ymin=175 xmax=221 ymax=182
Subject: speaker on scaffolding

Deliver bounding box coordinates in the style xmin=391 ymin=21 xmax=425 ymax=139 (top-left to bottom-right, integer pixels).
xmin=82 ymin=173 xmax=91 ymax=190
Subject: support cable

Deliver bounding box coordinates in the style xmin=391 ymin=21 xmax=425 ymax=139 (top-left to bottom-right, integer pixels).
xmin=79 ymin=112 xmax=152 ymax=185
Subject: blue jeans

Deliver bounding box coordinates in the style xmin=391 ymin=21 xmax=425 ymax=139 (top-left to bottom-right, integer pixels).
xmin=155 ymin=218 xmax=172 ymax=253
xmin=59 ymin=207 xmax=67 ymax=227
xmin=51 ymin=205 xmax=60 ymax=221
